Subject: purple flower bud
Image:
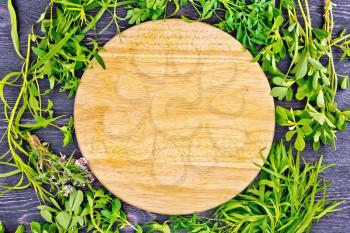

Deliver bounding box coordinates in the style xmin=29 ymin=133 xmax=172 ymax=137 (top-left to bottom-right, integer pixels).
xmin=60 ymin=154 xmax=67 ymax=163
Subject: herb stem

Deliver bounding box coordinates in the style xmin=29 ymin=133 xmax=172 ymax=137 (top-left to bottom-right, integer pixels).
xmin=297 ymin=0 xmax=310 ymax=45
xmin=329 ymin=33 xmax=350 ymax=47
xmin=7 ymin=35 xmax=31 ymax=154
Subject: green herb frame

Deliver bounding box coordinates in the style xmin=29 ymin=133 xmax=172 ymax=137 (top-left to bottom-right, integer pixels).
xmin=0 ymin=0 xmax=349 ymax=232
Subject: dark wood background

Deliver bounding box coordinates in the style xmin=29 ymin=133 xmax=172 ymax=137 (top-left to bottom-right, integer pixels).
xmin=0 ymin=0 xmax=349 ymax=232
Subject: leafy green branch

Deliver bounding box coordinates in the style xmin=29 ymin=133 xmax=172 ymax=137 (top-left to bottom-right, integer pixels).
xmin=0 ymin=0 xmax=134 ymax=199
xmin=147 ymin=142 xmax=344 ymax=232
xmin=267 ymin=0 xmax=350 ymax=151
xmin=0 ymin=0 xmax=348 ymax=232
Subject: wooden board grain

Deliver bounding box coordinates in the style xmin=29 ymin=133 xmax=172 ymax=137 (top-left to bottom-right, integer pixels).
xmin=74 ymin=19 xmax=275 ymax=214
xmin=0 ymin=0 xmax=349 ymax=232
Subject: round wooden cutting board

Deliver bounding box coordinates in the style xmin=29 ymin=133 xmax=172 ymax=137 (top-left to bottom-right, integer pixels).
xmin=74 ymin=19 xmax=275 ymax=215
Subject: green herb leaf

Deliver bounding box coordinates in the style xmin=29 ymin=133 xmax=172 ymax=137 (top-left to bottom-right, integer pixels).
xmin=340 ymin=76 xmax=349 ymax=89
xmin=112 ymin=198 xmax=121 ymax=213
xmin=317 ymin=90 xmax=325 ymax=108
xmin=30 ymin=222 xmax=41 ymax=233
xmin=95 ymin=53 xmax=105 ymax=70
xmin=7 ymin=0 xmax=24 ymax=59
xmin=271 ymin=87 xmax=288 ymax=100
xmin=308 ymin=57 xmax=325 ymax=70
xmin=312 ymin=28 xmax=329 ymax=40
xmin=285 ymin=130 xmax=296 ymax=141
xmin=136 ymin=225 xmax=143 ymax=233
xmin=71 ymin=190 xmax=84 ymax=212
xmin=32 ymin=46 xmax=47 ymax=58
xmin=40 ymin=210 xmax=52 ymax=223
xmin=295 ymin=51 xmax=308 ymax=79
xmin=14 ymin=225 xmax=24 ymax=233
xmin=295 ymin=132 xmax=305 ymax=151
xmin=56 ymin=212 xmax=71 ymax=230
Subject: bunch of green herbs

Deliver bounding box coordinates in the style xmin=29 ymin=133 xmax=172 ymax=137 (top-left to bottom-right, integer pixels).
xmin=3 ymin=189 xmax=140 ymax=233
xmin=0 ymin=0 xmax=135 ymax=199
xmin=126 ymin=0 xmax=350 ymax=151
xmin=269 ymin=0 xmax=350 ymax=151
xmin=166 ymin=142 xmax=343 ymax=232
xmin=0 ymin=0 xmax=349 ymax=232
xmin=2 ymin=142 xmax=340 ymax=232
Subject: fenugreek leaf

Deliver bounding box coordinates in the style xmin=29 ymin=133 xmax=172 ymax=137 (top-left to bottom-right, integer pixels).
xmin=317 ymin=90 xmax=325 ymax=108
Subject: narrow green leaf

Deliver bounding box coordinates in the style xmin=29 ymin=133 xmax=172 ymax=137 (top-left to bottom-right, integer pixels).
xmin=95 ymin=53 xmax=105 ymax=70
xmin=7 ymin=0 xmax=24 ymax=59
xmin=37 ymin=205 xmax=59 ymax=213
xmin=49 ymin=197 xmax=62 ymax=210
xmin=180 ymin=15 xmax=194 ymax=23
xmin=101 ymin=210 xmax=112 ymax=219
xmin=0 ymin=169 xmax=20 ymax=178
xmin=313 ymin=140 xmax=320 ymax=151
xmin=30 ymin=26 xmax=79 ymax=71
xmin=302 ymin=124 xmax=313 ymax=135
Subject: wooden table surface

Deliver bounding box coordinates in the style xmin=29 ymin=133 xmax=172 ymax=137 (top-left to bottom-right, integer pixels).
xmin=0 ymin=0 xmax=349 ymax=232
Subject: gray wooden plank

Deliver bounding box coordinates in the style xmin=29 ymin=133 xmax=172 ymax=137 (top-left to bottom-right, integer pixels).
xmin=0 ymin=0 xmax=349 ymax=232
